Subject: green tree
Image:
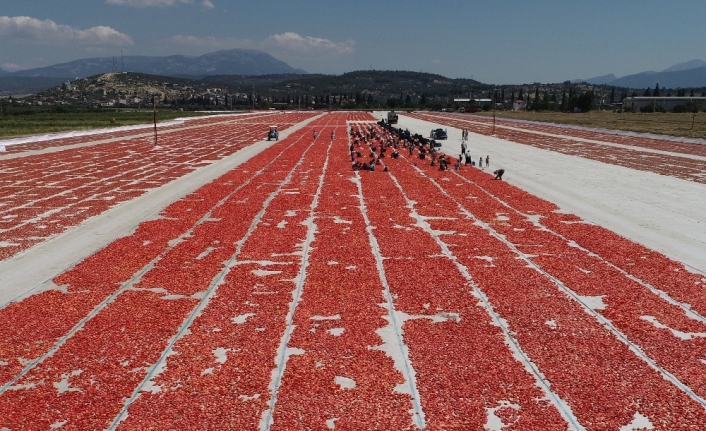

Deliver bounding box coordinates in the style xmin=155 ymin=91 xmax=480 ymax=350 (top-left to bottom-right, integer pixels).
xmin=560 ymin=90 xmax=567 ymax=110
xmin=405 ymin=94 xmax=412 ymax=106
xmin=386 ymin=98 xmax=399 ymax=109
xmin=644 ymin=87 xmax=651 ymax=97
xmin=576 ymin=90 xmax=595 ymax=112
xmin=420 ymin=93 xmax=427 ymax=105
xmin=609 ymin=88 xmax=615 ymax=104
xmin=653 ymin=83 xmax=660 ymax=96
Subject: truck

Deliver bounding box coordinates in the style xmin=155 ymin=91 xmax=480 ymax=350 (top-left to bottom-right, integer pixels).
xmin=387 ymin=111 xmax=398 ymax=124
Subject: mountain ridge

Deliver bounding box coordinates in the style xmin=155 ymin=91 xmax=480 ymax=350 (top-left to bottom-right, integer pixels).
xmin=6 ymin=49 xmax=307 ymax=79
xmin=574 ymin=59 xmax=706 ymax=88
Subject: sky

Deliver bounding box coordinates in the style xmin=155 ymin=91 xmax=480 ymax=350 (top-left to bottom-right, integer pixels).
xmin=1 ymin=0 xmax=705 ymax=84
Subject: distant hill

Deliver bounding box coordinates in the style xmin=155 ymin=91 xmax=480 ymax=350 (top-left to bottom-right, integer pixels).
xmin=609 ymin=67 xmax=706 ymax=89
xmin=572 ymin=73 xmax=617 ymax=85
xmin=0 ymin=68 xmax=7 ymax=77
xmin=661 ymin=59 xmax=706 ymax=73
xmin=207 ymin=70 xmax=483 ymax=100
xmin=8 ymin=49 xmax=306 ymax=79
xmin=573 ymin=59 xmax=706 ymax=89
xmin=0 ymin=77 xmax=68 ymax=95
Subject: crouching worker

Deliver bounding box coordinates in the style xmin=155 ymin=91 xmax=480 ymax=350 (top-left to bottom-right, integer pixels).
xmin=439 ymin=155 xmax=449 ymax=171
xmin=391 ymin=150 xmax=399 ymax=159
xmin=493 ymin=169 xmax=505 ymax=180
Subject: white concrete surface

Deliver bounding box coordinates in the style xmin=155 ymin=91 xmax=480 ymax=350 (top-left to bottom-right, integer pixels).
xmin=381 ymin=112 xmax=706 ymax=273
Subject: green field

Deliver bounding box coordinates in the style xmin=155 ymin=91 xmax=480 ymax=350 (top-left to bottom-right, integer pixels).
xmin=473 ymin=110 xmax=706 ymax=140
xmin=0 ymin=110 xmax=215 ymax=139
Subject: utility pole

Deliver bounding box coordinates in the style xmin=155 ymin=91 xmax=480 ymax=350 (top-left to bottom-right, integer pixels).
xmin=492 ymin=107 xmax=496 ymax=135
xmin=153 ymin=95 xmax=158 ymax=146
xmin=252 ymin=85 xmax=255 ymax=110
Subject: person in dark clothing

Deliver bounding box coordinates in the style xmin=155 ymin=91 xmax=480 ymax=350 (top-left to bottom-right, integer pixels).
xmin=391 ymin=150 xmax=399 ymax=159
xmin=465 ymin=153 xmax=472 ymax=165
xmin=438 ymin=155 xmax=448 ymax=171
xmin=486 ymin=155 xmax=490 ymax=167
xmin=493 ymin=169 xmax=505 ymax=180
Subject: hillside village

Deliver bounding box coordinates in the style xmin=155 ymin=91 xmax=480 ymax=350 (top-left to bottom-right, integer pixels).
xmin=22 ymin=73 xmax=245 ymax=109
xmin=5 ymin=70 xmax=705 ymax=113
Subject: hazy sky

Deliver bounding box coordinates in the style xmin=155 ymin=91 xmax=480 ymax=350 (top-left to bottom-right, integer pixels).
xmin=1 ymin=0 xmax=704 ymax=84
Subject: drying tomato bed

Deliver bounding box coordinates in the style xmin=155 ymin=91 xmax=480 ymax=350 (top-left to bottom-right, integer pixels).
xmin=408 ymin=112 xmax=706 ymax=184
xmin=0 ymin=112 xmax=316 ymax=261
xmin=462 ymin=114 xmax=706 ymax=157
xmin=0 ymin=112 xmax=276 ymax=155
xmin=1 ymin=112 xmax=705 ymax=430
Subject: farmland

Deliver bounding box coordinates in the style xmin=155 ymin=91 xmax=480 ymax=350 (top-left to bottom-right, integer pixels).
xmin=0 ymin=109 xmax=211 ymax=139
xmin=1 ymin=110 xmax=705 ymax=429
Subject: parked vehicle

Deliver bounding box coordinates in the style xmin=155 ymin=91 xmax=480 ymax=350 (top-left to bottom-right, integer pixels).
xmin=267 ymin=126 xmax=279 ymax=141
xmin=430 ymin=128 xmax=448 ymax=140
xmin=387 ymin=111 xmax=399 ymax=124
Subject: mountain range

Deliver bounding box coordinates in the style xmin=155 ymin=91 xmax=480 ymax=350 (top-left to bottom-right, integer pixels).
xmin=3 ymin=49 xmax=306 ymax=80
xmin=575 ymin=59 xmax=706 ymax=88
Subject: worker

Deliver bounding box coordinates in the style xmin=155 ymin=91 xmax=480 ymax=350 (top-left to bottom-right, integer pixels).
xmin=439 ymin=155 xmax=448 ymax=171
xmin=486 ymin=155 xmax=490 ymax=167
xmin=493 ymin=169 xmax=505 ymax=180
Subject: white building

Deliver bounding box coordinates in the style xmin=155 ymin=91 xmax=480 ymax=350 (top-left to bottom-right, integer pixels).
xmin=475 ymin=98 xmax=492 ymax=107
xmin=512 ymin=100 xmax=526 ymax=110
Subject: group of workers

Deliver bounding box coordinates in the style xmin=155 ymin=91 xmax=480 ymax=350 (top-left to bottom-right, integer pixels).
xmin=348 ymin=121 xmax=504 ymax=179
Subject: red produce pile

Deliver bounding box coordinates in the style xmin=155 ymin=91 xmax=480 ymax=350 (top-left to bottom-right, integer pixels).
xmin=1 ymin=112 xmax=705 ymax=430
xmin=0 ymin=112 xmax=316 ymax=261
